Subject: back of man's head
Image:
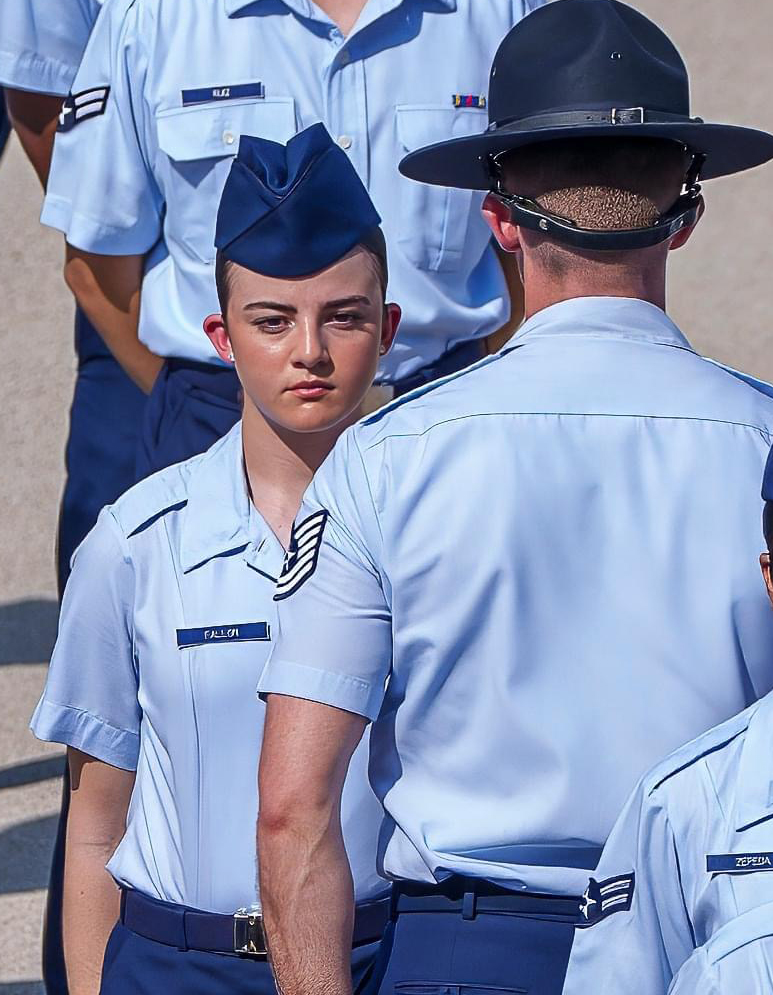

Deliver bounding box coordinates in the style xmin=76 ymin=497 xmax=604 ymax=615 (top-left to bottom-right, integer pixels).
xmin=500 ymin=137 xmax=692 ymax=274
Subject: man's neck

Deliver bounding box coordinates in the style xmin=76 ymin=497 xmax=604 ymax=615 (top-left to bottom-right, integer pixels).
xmin=313 ymin=0 xmax=368 ymax=35
xmin=241 ymin=399 xmax=360 ymax=548
xmin=522 ymin=258 xmax=667 ymax=321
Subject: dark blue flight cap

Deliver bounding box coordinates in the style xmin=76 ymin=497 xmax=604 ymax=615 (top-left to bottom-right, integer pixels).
xmin=215 ymin=123 xmax=383 ymax=278
xmin=763 ymin=446 xmax=773 ymax=502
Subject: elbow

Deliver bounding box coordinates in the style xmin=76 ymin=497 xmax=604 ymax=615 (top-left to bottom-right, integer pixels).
xmin=63 ymin=252 xmax=93 ymax=304
xmin=258 ymin=787 xmax=307 ymax=841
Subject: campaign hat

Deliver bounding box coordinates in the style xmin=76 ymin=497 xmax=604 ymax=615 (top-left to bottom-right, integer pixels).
xmin=400 ymin=0 xmax=773 ymax=190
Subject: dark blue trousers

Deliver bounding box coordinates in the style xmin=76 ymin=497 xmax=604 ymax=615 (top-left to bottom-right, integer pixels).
xmin=361 ymin=895 xmax=577 ymax=995
xmin=57 ymin=311 xmax=147 ymax=593
xmin=99 ymin=922 xmax=379 ymax=994
xmin=45 ymin=312 xmax=146 ymax=995
xmin=135 ymin=358 xmax=242 ymax=479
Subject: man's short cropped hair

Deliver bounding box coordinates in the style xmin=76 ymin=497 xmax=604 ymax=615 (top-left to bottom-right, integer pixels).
xmin=500 ymin=137 xmax=692 ymax=233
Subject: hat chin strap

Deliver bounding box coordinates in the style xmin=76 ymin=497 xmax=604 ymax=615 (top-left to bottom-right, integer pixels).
xmin=491 ymin=153 xmax=706 ymax=251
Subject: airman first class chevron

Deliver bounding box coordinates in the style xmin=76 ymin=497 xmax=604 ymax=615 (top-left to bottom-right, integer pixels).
xmin=57 ymin=86 xmax=110 ymax=132
xmin=576 ymin=873 xmax=635 ymax=928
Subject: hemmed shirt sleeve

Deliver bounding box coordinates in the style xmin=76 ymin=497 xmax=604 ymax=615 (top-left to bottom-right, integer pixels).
xmin=40 ymin=0 xmax=163 ymax=255
xmin=30 ymin=507 xmax=141 ymax=771
xmin=563 ymin=777 xmax=695 ymax=995
xmin=0 ymin=0 xmax=99 ymax=95
xmin=258 ymin=428 xmax=392 ymax=722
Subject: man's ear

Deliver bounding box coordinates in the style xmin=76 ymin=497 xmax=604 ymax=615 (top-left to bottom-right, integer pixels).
xmin=482 ymin=193 xmax=522 ymax=253
xmin=760 ymin=552 xmax=773 ymax=610
xmin=379 ymin=303 xmax=401 ymax=357
xmin=668 ymin=196 xmax=705 ymax=252
xmin=203 ymin=313 xmax=234 ymax=364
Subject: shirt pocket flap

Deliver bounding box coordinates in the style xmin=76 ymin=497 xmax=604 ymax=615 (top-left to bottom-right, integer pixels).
xmin=396 ymin=104 xmax=487 ymax=154
xmin=156 ymin=98 xmax=297 ymax=162
xmin=395 ymin=105 xmax=485 ymax=271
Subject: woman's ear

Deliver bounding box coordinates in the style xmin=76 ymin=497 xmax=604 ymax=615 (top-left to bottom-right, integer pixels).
xmin=203 ymin=313 xmax=235 ymax=363
xmin=379 ymin=303 xmax=402 ymax=356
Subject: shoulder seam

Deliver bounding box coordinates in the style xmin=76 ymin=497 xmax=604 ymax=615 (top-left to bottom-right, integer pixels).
xmin=363 ymin=411 xmax=773 ymax=452
xmin=648 ymin=725 xmax=750 ymax=796
xmin=126 ymin=499 xmax=188 ymax=539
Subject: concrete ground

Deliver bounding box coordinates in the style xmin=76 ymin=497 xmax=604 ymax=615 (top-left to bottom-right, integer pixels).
xmin=0 ymin=0 xmax=771 ymax=989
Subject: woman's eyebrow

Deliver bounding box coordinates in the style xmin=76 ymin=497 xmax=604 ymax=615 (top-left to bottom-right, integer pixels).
xmin=324 ymin=295 xmax=371 ymax=308
xmin=243 ymin=301 xmax=297 ymax=313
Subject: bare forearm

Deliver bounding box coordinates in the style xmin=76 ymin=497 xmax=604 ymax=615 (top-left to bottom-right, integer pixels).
xmin=4 ymin=89 xmax=62 ymax=188
xmin=260 ymin=819 xmax=355 ymax=995
xmin=64 ymin=248 xmax=163 ymax=394
xmin=63 ymin=837 xmax=122 ymax=995
xmin=64 ymin=750 xmax=135 ymax=994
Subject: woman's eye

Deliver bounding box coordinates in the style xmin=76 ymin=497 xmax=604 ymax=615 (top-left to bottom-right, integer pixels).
xmin=257 ymin=317 xmax=288 ymax=332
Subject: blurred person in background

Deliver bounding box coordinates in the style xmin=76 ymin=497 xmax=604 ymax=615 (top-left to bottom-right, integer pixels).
xmin=42 ymin=0 xmax=541 ymax=480
xmin=0 ymin=1 xmax=148 ymax=592
xmin=0 ymin=4 xmax=147 ymax=993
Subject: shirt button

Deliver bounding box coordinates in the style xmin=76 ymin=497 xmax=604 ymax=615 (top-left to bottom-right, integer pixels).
xmin=337 ymin=135 xmax=353 ymax=151
xmin=223 ymin=130 xmax=236 ymax=146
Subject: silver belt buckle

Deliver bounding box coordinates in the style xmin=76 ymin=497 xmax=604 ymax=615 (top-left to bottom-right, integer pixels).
xmin=233 ymin=905 xmax=267 ymax=957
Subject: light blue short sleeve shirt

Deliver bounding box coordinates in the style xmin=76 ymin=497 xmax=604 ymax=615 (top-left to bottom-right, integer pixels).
xmin=260 ymin=297 xmax=773 ymax=895
xmin=0 ymin=0 xmax=101 ymax=95
xmin=563 ymin=691 xmax=773 ymax=995
xmin=41 ymin=0 xmax=542 ymax=374
xmin=31 ymin=424 xmax=386 ymax=913
xmin=667 ymin=904 xmax=773 ymax=995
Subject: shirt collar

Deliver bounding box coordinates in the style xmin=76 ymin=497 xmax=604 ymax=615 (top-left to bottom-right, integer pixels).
xmin=179 ymin=422 xmax=281 ymax=575
xmin=734 ymin=694 xmax=773 ymax=831
xmin=505 ymin=297 xmax=695 ymax=354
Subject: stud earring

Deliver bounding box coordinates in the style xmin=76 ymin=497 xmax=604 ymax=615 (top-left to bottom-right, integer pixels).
xmin=228 ymin=350 xmax=235 ymax=362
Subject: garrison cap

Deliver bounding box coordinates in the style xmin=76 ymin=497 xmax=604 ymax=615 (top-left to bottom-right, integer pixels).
xmin=215 ymin=123 xmax=383 ymax=278
xmin=763 ymin=445 xmax=773 ymax=502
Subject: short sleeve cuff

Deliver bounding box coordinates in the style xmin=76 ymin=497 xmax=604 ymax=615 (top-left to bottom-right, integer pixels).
xmin=40 ymin=196 xmax=160 ymax=256
xmin=258 ymin=658 xmax=383 ymax=722
xmin=0 ymin=50 xmax=76 ymax=95
xmin=30 ymin=699 xmax=139 ymax=771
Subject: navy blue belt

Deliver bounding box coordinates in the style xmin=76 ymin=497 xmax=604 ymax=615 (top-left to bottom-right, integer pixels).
xmin=120 ymin=888 xmax=390 ymax=958
xmin=394 ymin=876 xmax=583 ymax=923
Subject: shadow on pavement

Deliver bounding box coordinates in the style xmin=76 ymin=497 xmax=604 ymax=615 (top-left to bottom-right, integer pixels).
xmin=0 ymin=600 xmax=58 ymax=665
xmin=0 ymin=814 xmax=58 ymax=893
xmin=0 ymin=757 xmax=65 ymax=790
xmin=0 ymin=985 xmax=44 ymax=994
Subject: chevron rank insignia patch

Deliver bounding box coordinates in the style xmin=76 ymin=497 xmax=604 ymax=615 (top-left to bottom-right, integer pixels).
xmin=58 ymin=86 xmax=110 ymax=132
xmin=576 ymin=873 xmax=635 ymax=928
xmin=274 ymin=510 xmax=329 ymax=601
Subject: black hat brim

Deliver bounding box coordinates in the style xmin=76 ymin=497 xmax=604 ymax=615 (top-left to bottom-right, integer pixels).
xmin=399 ymin=121 xmax=773 ymax=189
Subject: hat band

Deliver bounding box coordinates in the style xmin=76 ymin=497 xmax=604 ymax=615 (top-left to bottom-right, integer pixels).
xmin=487 ymin=106 xmax=703 ymax=133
